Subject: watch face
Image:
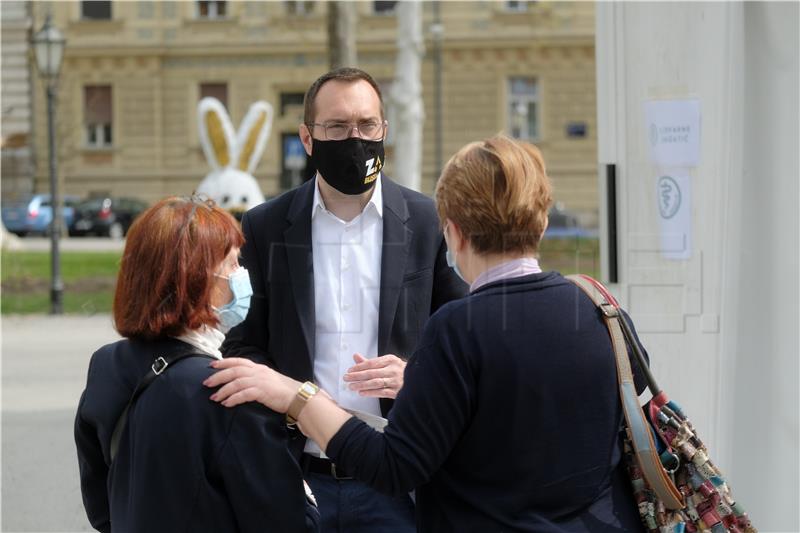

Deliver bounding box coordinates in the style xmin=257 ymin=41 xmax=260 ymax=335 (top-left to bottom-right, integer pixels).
xmin=300 ymin=382 xmax=318 ymax=396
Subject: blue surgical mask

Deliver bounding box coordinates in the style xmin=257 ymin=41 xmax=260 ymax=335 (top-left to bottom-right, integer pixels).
xmin=446 ymin=248 xmax=466 ymax=283
xmin=213 ymin=266 xmax=253 ymax=333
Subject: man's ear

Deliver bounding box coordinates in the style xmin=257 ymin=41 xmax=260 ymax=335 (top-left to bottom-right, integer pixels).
xmin=299 ymin=123 xmax=313 ymax=156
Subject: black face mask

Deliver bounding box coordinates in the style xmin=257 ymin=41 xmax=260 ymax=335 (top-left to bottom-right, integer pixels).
xmin=310 ymin=137 xmax=385 ymax=195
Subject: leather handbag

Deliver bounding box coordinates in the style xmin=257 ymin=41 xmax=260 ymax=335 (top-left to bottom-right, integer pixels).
xmin=567 ymin=274 xmax=756 ymax=533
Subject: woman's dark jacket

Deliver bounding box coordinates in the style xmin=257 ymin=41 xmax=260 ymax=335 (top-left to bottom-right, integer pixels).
xmin=327 ymin=272 xmax=647 ymax=532
xmin=74 ymin=336 xmax=318 ymax=533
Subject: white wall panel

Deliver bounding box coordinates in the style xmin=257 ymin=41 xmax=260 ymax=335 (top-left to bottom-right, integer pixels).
xmin=595 ymin=3 xmax=798 ymax=530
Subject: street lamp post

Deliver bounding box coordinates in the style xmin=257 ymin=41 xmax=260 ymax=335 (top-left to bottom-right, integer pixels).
xmin=32 ymin=15 xmax=66 ymax=314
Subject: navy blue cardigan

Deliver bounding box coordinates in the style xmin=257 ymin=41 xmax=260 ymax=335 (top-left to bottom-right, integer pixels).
xmin=327 ymin=272 xmax=647 ymax=532
xmin=74 ymin=337 xmax=318 ymax=533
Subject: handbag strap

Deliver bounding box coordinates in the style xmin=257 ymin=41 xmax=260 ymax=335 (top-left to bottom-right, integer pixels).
xmin=566 ymin=274 xmax=685 ymax=510
xmin=110 ymin=351 xmax=216 ymax=461
xmin=567 ymin=275 xmax=663 ymax=394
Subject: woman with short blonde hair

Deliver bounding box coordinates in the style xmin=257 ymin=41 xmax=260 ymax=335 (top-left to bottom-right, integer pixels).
xmin=435 ymin=135 xmax=552 ymax=256
xmin=205 ymin=136 xmax=648 ymax=532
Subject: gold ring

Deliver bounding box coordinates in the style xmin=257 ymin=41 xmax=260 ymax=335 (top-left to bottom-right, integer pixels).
xmin=382 ymin=378 xmax=388 ymax=389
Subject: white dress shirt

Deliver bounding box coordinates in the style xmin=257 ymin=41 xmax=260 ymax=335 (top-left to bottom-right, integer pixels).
xmin=307 ymin=175 xmax=383 ymax=456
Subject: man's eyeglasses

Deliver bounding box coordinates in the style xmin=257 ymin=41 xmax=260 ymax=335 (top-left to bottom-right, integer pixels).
xmin=308 ymin=120 xmax=387 ymax=141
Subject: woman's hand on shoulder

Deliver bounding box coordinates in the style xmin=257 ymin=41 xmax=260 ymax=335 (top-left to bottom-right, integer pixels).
xmin=203 ymin=357 xmax=299 ymax=413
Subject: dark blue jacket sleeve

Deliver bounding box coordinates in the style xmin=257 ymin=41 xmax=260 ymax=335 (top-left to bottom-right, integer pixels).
xmin=326 ymin=313 xmax=474 ymax=496
xmin=217 ymin=404 xmax=318 ymax=532
xmin=74 ymin=362 xmax=111 ymax=533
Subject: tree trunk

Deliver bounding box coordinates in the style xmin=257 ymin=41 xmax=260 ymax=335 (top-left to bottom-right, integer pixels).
xmin=328 ymin=2 xmax=357 ymax=69
xmin=390 ymin=1 xmax=424 ymax=191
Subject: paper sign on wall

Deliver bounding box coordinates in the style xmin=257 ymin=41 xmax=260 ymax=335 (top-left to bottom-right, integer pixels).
xmin=656 ymin=172 xmax=692 ymax=260
xmin=645 ymin=99 xmax=701 ymax=167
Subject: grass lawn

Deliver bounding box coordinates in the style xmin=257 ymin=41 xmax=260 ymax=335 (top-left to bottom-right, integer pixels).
xmin=539 ymin=237 xmax=600 ymax=278
xmin=1 ymin=251 xmax=121 ymax=314
xmin=0 ymin=238 xmax=599 ymax=314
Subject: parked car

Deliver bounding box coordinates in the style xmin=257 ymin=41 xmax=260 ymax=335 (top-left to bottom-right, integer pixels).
xmin=1 ymin=193 xmax=80 ymax=236
xmin=69 ymin=196 xmax=148 ymax=238
xmin=543 ymin=205 xmax=598 ymax=239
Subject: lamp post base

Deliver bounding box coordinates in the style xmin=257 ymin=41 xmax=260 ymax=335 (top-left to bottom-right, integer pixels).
xmin=50 ymin=287 xmax=63 ymax=315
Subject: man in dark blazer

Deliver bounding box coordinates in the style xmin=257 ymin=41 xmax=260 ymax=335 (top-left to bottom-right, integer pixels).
xmin=222 ymin=67 xmax=466 ymax=532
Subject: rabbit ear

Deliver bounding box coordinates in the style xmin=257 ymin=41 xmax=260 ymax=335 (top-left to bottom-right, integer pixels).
xmin=235 ymin=101 xmax=274 ymax=174
xmin=198 ymin=97 xmax=237 ymax=171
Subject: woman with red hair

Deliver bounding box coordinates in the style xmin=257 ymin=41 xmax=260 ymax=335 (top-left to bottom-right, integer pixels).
xmin=74 ymin=196 xmax=318 ymax=533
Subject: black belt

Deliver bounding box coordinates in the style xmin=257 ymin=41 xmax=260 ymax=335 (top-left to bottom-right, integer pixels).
xmin=302 ymin=454 xmax=353 ymax=480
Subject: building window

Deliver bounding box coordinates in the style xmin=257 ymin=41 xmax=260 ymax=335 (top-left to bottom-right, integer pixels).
xmin=197 ymin=0 xmax=227 ymax=19
xmin=508 ymin=77 xmax=538 ymax=141
xmin=200 ymin=82 xmax=228 ymax=109
xmin=373 ymin=1 xmax=397 ymax=15
xmin=81 ymin=1 xmax=112 ymax=20
xmin=280 ymin=92 xmax=305 ymax=116
xmin=285 ymin=1 xmax=315 ymax=15
xmin=505 ymin=1 xmax=530 ymax=12
xmin=84 ymin=85 xmax=113 ymax=147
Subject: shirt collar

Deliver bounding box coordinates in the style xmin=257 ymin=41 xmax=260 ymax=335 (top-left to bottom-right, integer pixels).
xmin=469 ymin=257 xmax=542 ymax=293
xmin=312 ymin=172 xmax=384 ymax=221
xmin=174 ymin=325 xmax=225 ymax=360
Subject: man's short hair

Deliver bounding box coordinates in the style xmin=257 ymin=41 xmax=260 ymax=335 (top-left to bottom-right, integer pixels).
xmin=303 ymin=67 xmax=384 ymax=125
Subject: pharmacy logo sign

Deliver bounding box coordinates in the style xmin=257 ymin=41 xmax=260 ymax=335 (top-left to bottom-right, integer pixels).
xmin=658 ymin=175 xmax=681 ymax=219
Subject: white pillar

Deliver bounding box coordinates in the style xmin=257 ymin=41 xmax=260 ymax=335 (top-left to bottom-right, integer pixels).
xmin=720 ymin=3 xmax=799 ymax=529
xmin=595 ymin=3 xmax=798 ymax=530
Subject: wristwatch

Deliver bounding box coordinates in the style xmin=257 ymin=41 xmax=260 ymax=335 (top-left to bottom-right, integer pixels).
xmin=286 ymin=381 xmax=320 ymax=425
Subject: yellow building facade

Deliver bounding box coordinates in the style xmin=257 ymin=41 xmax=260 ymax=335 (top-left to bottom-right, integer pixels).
xmin=32 ymin=1 xmax=598 ymax=225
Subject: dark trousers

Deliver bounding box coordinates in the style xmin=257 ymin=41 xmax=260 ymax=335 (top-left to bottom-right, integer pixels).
xmin=307 ymin=472 xmax=415 ymax=533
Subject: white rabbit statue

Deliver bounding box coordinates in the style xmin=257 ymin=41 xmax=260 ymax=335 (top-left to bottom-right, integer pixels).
xmin=196 ymin=97 xmax=274 ymax=214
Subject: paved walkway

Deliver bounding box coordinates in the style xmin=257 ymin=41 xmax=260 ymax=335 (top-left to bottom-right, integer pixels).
xmin=2 ymin=314 xmax=120 ymax=532
xmin=6 ymin=236 xmax=125 ymax=253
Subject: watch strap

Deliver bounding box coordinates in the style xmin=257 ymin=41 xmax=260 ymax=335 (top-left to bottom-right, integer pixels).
xmin=286 ymin=381 xmax=319 ymax=425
